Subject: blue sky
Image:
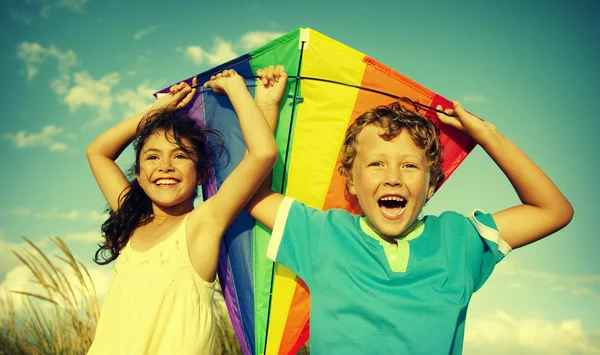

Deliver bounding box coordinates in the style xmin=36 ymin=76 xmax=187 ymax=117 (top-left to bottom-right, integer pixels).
xmin=1 ymin=0 xmax=599 ymax=353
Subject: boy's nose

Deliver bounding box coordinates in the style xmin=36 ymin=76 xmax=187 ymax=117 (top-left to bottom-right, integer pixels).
xmin=384 ymin=171 xmax=403 ymax=187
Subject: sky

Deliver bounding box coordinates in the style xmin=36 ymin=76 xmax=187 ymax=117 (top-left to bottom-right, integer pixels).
xmin=1 ymin=0 xmax=599 ymax=353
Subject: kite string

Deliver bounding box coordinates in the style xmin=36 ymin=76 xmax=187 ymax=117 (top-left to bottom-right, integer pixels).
xmin=193 ymin=75 xmax=451 ymax=115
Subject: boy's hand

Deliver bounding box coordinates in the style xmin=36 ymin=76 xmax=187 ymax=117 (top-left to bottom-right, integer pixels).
xmin=436 ymin=101 xmax=498 ymax=145
xmin=203 ymin=69 xmax=245 ymax=95
xmin=256 ymin=65 xmax=288 ymax=109
xmin=152 ymin=77 xmax=197 ymax=111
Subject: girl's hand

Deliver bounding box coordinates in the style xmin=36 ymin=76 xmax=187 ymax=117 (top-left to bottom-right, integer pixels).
xmin=151 ymin=77 xmax=197 ymax=111
xmin=436 ymin=101 xmax=499 ymax=145
xmin=256 ymin=65 xmax=288 ymax=109
xmin=203 ymin=69 xmax=245 ymax=95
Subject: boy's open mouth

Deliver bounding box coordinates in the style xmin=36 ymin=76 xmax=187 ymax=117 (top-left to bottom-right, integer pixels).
xmin=378 ymin=196 xmax=406 ymax=217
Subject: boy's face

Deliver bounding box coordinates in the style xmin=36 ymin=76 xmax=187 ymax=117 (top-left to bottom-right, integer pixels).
xmin=347 ymin=124 xmax=435 ymax=241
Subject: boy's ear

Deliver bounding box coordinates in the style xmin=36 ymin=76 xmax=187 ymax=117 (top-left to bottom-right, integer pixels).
xmin=347 ymin=178 xmax=357 ymax=196
xmin=427 ymin=185 xmax=435 ymax=200
xmin=427 ymin=179 xmax=436 ymax=200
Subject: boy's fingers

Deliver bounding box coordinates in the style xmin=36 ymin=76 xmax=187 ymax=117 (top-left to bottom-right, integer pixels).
xmin=277 ymin=65 xmax=287 ymax=80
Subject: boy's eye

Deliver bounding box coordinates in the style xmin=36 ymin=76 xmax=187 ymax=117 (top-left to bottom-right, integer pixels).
xmin=368 ymin=162 xmax=382 ymax=167
xmin=175 ymin=154 xmax=188 ymax=159
xmin=146 ymin=155 xmax=158 ymax=160
xmin=403 ymin=163 xmax=418 ymax=169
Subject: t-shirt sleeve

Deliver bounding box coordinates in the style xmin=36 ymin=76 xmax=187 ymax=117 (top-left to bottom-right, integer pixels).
xmin=266 ymin=196 xmax=326 ymax=285
xmin=467 ymin=209 xmax=512 ymax=291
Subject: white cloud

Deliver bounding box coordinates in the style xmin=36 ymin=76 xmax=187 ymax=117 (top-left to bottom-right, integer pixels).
xmin=0 ymin=247 xmax=113 ymax=311
xmin=16 ymin=42 xmax=77 ymax=80
xmin=11 ymin=207 xmax=32 ymax=216
xmin=182 ymin=31 xmax=284 ymax=67
xmin=56 ymin=0 xmax=88 ymax=12
xmin=495 ymin=263 xmax=600 ymax=298
xmin=464 ymin=310 xmax=600 ymax=355
xmin=0 ymin=240 xmax=23 ymax=284
xmin=16 ymin=42 xmax=45 ymax=79
xmin=50 ymin=74 xmax=71 ymax=95
xmin=462 ymin=95 xmax=487 ymax=103
xmin=39 ymin=0 xmax=88 ymax=18
xmin=134 ymin=25 xmax=159 ymax=40
xmin=183 ymin=37 xmax=238 ymax=66
xmin=238 ymin=31 xmax=285 ymax=51
xmin=115 ymin=82 xmax=157 ymax=119
xmin=35 ymin=208 xmax=108 ymax=222
xmin=61 ymin=71 xmax=120 ymax=121
xmin=4 ymin=125 xmax=69 ymax=151
xmin=62 ymin=230 xmax=103 ymax=244
xmin=184 ymin=46 xmax=206 ymax=65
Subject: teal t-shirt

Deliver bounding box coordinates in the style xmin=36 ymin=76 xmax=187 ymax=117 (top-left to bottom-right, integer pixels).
xmin=267 ymin=197 xmax=511 ymax=355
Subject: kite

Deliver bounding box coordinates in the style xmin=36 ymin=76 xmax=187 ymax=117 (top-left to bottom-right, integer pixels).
xmin=155 ymin=27 xmax=476 ymax=355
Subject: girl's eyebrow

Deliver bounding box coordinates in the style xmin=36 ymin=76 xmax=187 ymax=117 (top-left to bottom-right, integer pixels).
xmin=143 ymin=147 xmax=187 ymax=155
xmin=142 ymin=148 xmax=161 ymax=154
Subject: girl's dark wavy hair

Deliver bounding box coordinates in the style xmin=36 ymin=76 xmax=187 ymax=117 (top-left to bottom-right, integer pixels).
xmin=94 ymin=109 xmax=223 ymax=265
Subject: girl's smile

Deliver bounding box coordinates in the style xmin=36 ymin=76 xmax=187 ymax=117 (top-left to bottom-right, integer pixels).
xmin=137 ymin=130 xmax=199 ymax=214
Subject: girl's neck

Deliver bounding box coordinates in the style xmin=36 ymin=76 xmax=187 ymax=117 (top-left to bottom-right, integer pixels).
xmin=151 ymin=200 xmax=194 ymax=220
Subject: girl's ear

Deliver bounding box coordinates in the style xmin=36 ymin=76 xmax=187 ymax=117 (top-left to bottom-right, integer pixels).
xmin=197 ymin=168 xmax=209 ymax=185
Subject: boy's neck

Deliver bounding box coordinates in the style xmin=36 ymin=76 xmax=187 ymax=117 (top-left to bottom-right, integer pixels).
xmin=361 ymin=218 xmax=424 ymax=245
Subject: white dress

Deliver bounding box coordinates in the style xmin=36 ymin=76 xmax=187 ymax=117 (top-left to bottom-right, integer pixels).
xmin=88 ymin=214 xmax=216 ymax=354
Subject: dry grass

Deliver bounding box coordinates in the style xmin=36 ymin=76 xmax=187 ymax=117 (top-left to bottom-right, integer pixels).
xmin=0 ymin=237 xmax=99 ymax=355
xmin=0 ymin=237 xmax=308 ymax=354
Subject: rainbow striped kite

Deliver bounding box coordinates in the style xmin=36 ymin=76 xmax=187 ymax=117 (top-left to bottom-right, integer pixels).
xmin=156 ymin=27 xmax=476 ymax=355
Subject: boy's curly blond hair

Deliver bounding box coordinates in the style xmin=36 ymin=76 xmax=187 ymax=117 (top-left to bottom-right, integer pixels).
xmin=338 ymin=100 xmax=445 ymax=187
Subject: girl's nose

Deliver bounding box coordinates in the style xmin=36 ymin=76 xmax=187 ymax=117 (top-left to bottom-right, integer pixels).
xmin=158 ymin=160 xmax=174 ymax=172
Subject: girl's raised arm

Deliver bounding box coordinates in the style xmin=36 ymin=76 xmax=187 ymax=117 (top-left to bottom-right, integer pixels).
xmin=86 ymin=80 xmax=196 ymax=211
xmin=186 ymin=69 xmax=279 ymax=280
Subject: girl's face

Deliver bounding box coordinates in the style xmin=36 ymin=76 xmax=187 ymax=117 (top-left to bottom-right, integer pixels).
xmin=136 ymin=129 xmax=199 ymax=214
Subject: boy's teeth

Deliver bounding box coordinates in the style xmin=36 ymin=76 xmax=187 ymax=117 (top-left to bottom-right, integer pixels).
xmin=380 ymin=196 xmax=405 ymax=202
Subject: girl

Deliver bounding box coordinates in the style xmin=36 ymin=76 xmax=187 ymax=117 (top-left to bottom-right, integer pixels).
xmin=86 ymin=68 xmax=284 ymax=354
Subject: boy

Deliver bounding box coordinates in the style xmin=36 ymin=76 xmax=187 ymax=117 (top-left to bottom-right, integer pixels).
xmin=250 ymin=66 xmax=573 ymax=354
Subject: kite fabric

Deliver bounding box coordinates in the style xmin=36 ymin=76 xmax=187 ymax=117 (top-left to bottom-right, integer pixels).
xmin=155 ymin=27 xmax=476 ymax=355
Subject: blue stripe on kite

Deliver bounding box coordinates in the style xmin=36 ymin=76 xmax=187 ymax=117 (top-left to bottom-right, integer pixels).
xmin=199 ymin=58 xmax=257 ymax=355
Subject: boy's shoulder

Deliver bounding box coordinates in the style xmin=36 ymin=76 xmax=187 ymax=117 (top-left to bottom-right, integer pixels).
xmin=425 ymin=210 xmax=468 ymax=223
xmin=288 ymin=198 xmax=359 ymax=224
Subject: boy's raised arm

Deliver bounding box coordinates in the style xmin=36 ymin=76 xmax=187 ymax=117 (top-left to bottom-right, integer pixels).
xmin=245 ymin=65 xmax=288 ymax=230
xmin=437 ymin=102 xmax=574 ymax=249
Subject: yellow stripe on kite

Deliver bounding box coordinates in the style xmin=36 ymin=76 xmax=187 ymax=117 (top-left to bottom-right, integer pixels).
xmin=286 ymin=28 xmax=367 ymax=209
xmin=267 ymin=29 xmax=368 ymax=354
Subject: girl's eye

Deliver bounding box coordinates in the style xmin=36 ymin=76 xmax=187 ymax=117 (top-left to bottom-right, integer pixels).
xmin=175 ymin=154 xmax=188 ymax=159
xmin=403 ymin=163 xmax=418 ymax=169
xmin=146 ymin=155 xmax=158 ymax=160
xmin=368 ymin=162 xmax=382 ymax=167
